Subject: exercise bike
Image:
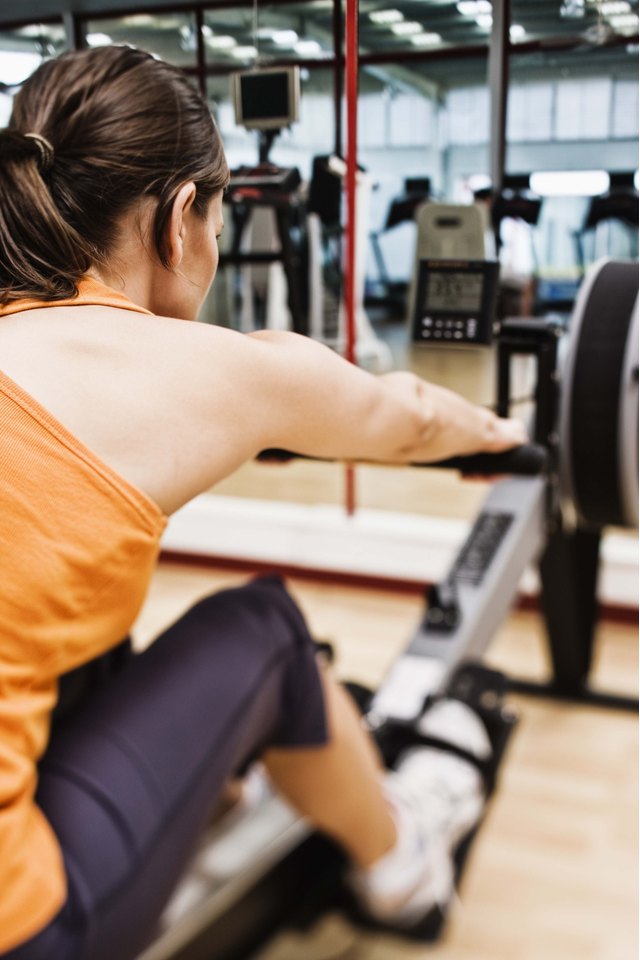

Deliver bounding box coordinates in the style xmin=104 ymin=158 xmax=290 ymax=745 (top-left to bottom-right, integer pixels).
xmin=138 ymin=258 xmax=638 ymax=960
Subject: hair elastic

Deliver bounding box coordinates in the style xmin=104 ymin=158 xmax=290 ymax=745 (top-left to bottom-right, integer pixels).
xmin=24 ymin=132 xmax=54 ymax=172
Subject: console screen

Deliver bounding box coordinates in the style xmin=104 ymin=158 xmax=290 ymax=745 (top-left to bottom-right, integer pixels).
xmin=240 ymin=72 xmax=290 ymax=122
xmin=425 ymin=270 xmax=484 ymax=313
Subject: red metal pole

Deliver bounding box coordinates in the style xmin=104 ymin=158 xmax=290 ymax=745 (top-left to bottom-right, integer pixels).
xmin=343 ymin=0 xmax=359 ymax=516
xmin=344 ymin=0 xmax=358 ymax=369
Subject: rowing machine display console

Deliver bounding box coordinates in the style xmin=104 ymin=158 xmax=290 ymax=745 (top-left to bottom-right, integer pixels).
xmin=411 ymin=258 xmax=499 ymax=346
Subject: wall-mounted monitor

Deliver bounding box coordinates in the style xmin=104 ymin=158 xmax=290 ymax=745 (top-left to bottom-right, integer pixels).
xmin=231 ymin=66 xmax=300 ymax=131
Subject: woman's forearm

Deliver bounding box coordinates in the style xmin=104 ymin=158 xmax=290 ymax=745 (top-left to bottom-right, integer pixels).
xmin=377 ymin=371 xmax=528 ymax=464
xmin=245 ymin=331 xmax=527 ymax=465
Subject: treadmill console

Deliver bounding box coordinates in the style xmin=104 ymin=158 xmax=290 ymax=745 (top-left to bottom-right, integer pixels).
xmin=412 ymin=258 xmax=499 ymax=346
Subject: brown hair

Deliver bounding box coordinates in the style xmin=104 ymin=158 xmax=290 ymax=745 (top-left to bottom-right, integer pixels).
xmin=0 ymin=45 xmax=229 ymax=304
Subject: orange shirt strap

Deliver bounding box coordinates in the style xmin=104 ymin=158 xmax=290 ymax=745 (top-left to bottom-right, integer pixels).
xmin=0 ymin=276 xmax=152 ymax=316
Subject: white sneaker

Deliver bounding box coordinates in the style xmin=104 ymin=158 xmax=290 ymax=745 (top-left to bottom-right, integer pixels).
xmin=349 ymin=699 xmax=491 ymax=930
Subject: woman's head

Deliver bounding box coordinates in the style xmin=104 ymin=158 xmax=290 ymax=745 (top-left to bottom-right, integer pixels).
xmin=0 ymin=45 xmax=229 ymax=306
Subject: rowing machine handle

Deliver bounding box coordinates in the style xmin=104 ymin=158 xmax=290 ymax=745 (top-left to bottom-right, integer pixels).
xmin=258 ymin=444 xmax=548 ymax=476
xmin=426 ymin=443 xmax=548 ymax=476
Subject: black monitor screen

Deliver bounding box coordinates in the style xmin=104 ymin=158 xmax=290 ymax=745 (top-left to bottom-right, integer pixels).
xmin=424 ymin=270 xmax=485 ymax=313
xmin=240 ymin=72 xmax=290 ymax=122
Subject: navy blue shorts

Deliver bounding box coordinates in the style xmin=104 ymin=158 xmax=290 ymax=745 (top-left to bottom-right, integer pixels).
xmin=2 ymin=576 xmax=328 ymax=960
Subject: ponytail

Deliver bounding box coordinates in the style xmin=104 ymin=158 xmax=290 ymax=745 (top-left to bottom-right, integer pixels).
xmin=0 ymin=129 xmax=95 ymax=303
xmin=0 ymin=46 xmax=229 ymax=305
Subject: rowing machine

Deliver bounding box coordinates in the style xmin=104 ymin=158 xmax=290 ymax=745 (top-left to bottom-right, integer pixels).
xmin=138 ymin=258 xmax=638 ymax=960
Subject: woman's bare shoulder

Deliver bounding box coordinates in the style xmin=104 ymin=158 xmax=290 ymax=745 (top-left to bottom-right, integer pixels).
xmin=0 ymin=305 xmax=280 ymax=513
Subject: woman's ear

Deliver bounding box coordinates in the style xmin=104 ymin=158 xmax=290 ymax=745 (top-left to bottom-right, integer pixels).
xmin=166 ymin=182 xmax=197 ymax=268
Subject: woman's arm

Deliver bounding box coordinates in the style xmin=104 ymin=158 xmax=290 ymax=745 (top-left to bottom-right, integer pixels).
xmin=241 ymin=330 xmax=526 ymax=463
xmin=60 ymin=315 xmax=526 ymax=515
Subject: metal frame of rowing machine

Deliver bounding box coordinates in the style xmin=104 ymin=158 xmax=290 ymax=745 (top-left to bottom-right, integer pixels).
xmin=373 ymin=305 xmax=637 ymax=725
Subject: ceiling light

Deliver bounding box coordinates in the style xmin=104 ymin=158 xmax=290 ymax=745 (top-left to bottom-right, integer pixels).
xmin=391 ymin=21 xmax=423 ymax=35
xmin=86 ymin=33 xmax=112 ymax=47
xmin=476 ymin=14 xmax=493 ymax=28
xmin=121 ymin=15 xmax=155 ymax=26
xmin=608 ymin=12 xmax=639 ymax=26
xmin=121 ymin=14 xmax=182 ymax=29
xmin=560 ymin=0 xmax=586 ymax=17
xmin=0 ymin=51 xmax=42 ymax=85
xmin=369 ymin=9 xmax=405 ymax=24
xmin=600 ymin=0 xmax=631 ymax=12
xmin=530 ymin=170 xmax=609 ymax=197
xmin=295 ymin=39 xmax=322 ymax=55
xmin=510 ymin=23 xmax=526 ymax=38
xmin=410 ymin=31 xmax=442 ymax=45
xmin=231 ymin=45 xmax=258 ymax=59
xmin=17 ymin=25 xmax=46 ymax=37
xmin=468 ymin=174 xmax=492 ymax=192
xmin=457 ymin=1 xmax=492 ymax=16
xmin=16 ymin=24 xmax=65 ymax=42
xmin=206 ymin=35 xmax=237 ymax=49
xmin=272 ymin=30 xmax=299 ymax=45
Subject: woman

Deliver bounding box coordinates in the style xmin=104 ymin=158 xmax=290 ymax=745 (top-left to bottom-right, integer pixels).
xmin=0 ymin=45 xmax=526 ymax=960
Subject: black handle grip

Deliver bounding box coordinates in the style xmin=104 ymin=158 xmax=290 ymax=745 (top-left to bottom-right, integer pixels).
xmin=258 ymin=444 xmax=548 ymax=476
xmin=424 ymin=444 xmax=548 ymax=476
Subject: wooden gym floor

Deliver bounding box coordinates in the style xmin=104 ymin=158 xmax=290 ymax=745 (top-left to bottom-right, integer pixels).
xmin=133 ymin=561 xmax=638 ymax=960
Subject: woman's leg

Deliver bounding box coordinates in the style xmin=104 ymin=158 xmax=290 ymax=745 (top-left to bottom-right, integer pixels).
xmin=264 ymin=672 xmax=397 ymax=868
xmin=2 ymin=576 xmax=397 ymax=960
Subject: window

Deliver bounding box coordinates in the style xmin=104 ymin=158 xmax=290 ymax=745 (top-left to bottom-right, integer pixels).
xmin=555 ymin=78 xmax=611 ymax=140
xmin=612 ymin=78 xmax=639 ymax=137
xmin=507 ymin=82 xmax=553 ymax=142
xmin=446 ymin=86 xmax=490 ymax=145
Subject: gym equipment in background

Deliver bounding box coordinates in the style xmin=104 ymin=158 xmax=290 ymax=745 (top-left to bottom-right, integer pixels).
xmin=368 ymin=177 xmax=432 ymax=315
xmin=231 ymin=65 xmax=299 ymax=164
xmin=218 ymin=66 xmax=307 ymax=336
xmin=220 ymin=178 xmax=307 ymax=336
xmin=137 ymin=257 xmax=638 ymax=960
xmin=574 ymin=171 xmax=639 ymax=277
xmin=406 ymin=202 xmax=487 ymax=328
xmin=307 ymin=155 xmax=393 ymax=372
xmin=491 ymin=175 xmax=543 ymax=256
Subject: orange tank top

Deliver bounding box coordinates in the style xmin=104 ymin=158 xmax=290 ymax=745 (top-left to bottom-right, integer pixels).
xmin=0 ymin=279 xmax=167 ymax=951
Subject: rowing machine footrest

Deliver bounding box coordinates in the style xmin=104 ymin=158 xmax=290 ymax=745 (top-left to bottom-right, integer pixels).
xmin=340 ymin=663 xmax=518 ymax=942
xmin=374 ymin=662 xmax=516 ymax=793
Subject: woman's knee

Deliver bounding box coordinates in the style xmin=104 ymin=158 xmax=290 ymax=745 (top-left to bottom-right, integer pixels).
xmin=153 ymin=576 xmax=328 ymax=750
xmin=181 ymin=575 xmax=315 ymax=663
